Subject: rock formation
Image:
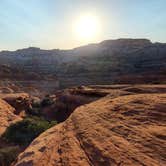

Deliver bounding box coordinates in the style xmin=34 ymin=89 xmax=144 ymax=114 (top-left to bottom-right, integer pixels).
xmin=0 ymin=39 xmax=166 ymax=94
xmin=0 ymin=93 xmax=31 ymax=116
xmin=13 ymin=85 xmax=166 ymax=166
xmin=0 ymin=99 xmax=22 ymax=135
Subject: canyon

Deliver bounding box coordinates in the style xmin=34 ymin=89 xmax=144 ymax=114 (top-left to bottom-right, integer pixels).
xmin=0 ymin=39 xmax=166 ymax=95
xmin=0 ymin=39 xmax=165 ymax=166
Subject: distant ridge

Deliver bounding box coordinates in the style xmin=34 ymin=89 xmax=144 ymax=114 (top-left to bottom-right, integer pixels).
xmin=0 ymin=38 xmax=164 ymax=53
xmin=0 ymin=38 xmax=165 ymax=93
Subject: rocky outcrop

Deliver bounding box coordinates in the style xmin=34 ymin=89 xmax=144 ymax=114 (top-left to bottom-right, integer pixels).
xmin=0 ymin=99 xmax=22 ymax=135
xmin=0 ymin=87 xmax=14 ymax=93
xmin=0 ymin=93 xmax=31 ymax=116
xmin=14 ymin=86 xmax=166 ymax=166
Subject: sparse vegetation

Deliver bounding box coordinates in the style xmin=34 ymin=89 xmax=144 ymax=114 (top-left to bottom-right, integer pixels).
xmin=2 ymin=116 xmax=57 ymax=146
xmin=27 ymin=96 xmax=54 ymax=116
xmin=27 ymin=93 xmax=90 ymax=122
xmin=0 ymin=90 xmax=99 ymax=165
xmin=41 ymin=95 xmax=54 ymax=107
xmin=53 ymin=93 xmax=92 ymax=122
xmin=0 ymin=146 xmax=20 ymax=166
xmin=0 ymin=96 xmax=57 ymax=166
xmin=27 ymin=100 xmax=41 ymax=116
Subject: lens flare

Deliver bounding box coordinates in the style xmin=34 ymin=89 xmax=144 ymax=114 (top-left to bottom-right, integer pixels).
xmin=73 ymin=14 xmax=100 ymax=42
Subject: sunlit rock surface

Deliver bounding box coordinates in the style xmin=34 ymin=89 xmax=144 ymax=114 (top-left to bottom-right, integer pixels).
xmin=0 ymin=99 xmax=22 ymax=135
xmin=14 ymin=85 xmax=166 ymax=166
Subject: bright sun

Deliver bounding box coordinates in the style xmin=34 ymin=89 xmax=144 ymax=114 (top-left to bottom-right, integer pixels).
xmin=73 ymin=14 xmax=100 ymax=42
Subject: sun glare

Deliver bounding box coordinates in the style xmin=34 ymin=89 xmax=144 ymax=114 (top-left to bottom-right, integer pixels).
xmin=73 ymin=14 xmax=100 ymax=42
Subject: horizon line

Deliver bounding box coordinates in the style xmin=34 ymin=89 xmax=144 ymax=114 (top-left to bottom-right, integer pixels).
xmin=0 ymin=38 xmax=165 ymax=52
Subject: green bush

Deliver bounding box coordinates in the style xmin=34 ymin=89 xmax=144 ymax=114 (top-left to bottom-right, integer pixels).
xmin=0 ymin=146 xmax=20 ymax=166
xmin=27 ymin=97 xmax=53 ymax=116
xmin=27 ymin=100 xmax=41 ymax=116
xmin=41 ymin=97 xmax=54 ymax=107
xmin=2 ymin=116 xmax=57 ymax=146
xmin=27 ymin=106 xmax=41 ymax=116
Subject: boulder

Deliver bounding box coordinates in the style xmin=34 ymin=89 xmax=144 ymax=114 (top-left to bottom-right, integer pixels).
xmin=0 ymin=93 xmax=31 ymax=116
xmin=0 ymin=99 xmax=22 ymax=135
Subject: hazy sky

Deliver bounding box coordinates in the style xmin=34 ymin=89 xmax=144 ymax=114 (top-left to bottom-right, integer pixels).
xmin=0 ymin=0 xmax=166 ymax=50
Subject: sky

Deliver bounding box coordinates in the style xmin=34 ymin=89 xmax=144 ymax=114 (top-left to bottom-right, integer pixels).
xmin=0 ymin=0 xmax=166 ymax=50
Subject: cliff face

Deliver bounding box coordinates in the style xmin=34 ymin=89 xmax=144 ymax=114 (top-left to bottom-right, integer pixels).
xmin=0 ymin=39 xmax=166 ymax=94
xmin=13 ymin=85 xmax=166 ymax=166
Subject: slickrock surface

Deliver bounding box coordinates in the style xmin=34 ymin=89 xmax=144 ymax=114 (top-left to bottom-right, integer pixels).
xmin=0 ymin=99 xmax=22 ymax=135
xmin=14 ymin=92 xmax=166 ymax=166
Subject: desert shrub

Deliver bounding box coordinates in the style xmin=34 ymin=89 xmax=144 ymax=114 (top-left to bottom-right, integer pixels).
xmin=27 ymin=106 xmax=41 ymax=116
xmin=54 ymin=93 xmax=91 ymax=122
xmin=32 ymin=100 xmax=41 ymax=108
xmin=2 ymin=116 xmax=57 ymax=146
xmin=28 ymin=96 xmax=54 ymax=116
xmin=58 ymin=93 xmax=90 ymax=107
xmin=28 ymin=93 xmax=91 ymax=123
xmin=0 ymin=146 xmax=20 ymax=166
xmin=41 ymin=96 xmax=54 ymax=107
xmin=27 ymin=101 xmax=41 ymax=116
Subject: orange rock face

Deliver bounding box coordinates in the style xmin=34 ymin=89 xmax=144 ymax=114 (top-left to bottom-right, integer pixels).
xmin=14 ymin=90 xmax=166 ymax=166
xmin=0 ymin=93 xmax=31 ymax=116
xmin=0 ymin=99 xmax=22 ymax=135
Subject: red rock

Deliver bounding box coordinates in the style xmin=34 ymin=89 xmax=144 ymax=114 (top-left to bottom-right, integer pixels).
xmin=14 ymin=92 xmax=166 ymax=166
xmin=0 ymin=93 xmax=31 ymax=116
xmin=0 ymin=99 xmax=22 ymax=135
